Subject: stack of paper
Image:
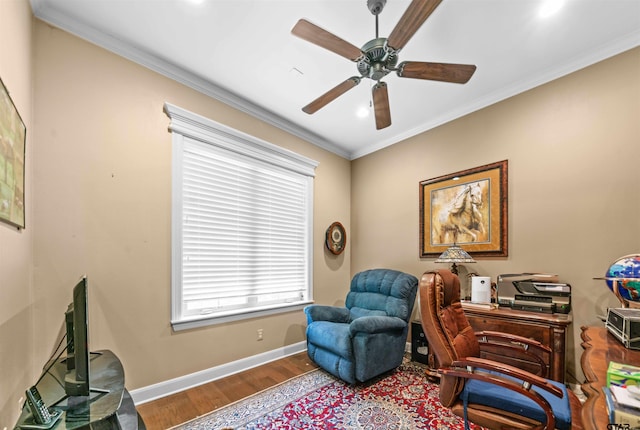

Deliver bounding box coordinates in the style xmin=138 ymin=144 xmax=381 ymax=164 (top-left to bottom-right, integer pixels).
xmin=604 ymin=385 xmax=640 ymax=427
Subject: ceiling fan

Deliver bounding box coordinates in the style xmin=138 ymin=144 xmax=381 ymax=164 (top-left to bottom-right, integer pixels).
xmin=292 ymin=0 xmax=476 ymax=130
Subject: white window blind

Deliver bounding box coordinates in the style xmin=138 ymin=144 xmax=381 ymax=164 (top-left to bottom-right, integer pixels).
xmin=165 ymin=103 xmax=317 ymax=331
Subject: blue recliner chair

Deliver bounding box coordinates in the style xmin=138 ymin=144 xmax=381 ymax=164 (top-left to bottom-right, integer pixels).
xmin=304 ymin=268 xmax=418 ymax=384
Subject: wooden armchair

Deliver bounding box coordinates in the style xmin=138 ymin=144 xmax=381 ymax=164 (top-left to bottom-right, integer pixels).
xmin=418 ymin=269 xmax=582 ymax=430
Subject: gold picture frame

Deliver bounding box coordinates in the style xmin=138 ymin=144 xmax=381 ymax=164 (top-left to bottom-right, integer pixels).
xmin=420 ymin=160 xmax=508 ymax=258
xmin=0 ymin=77 xmax=26 ymax=229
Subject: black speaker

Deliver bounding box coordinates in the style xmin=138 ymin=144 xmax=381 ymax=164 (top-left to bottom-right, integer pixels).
xmin=411 ymin=321 xmax=430 ymax=364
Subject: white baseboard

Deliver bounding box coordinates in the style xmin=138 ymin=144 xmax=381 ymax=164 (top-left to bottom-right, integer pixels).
xmin=130 ymin=340 xmax=307 ymax=405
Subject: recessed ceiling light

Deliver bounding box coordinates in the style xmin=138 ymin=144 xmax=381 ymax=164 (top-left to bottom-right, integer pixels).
xmin=356 ymin=106 xmax=370 ymax=118
xmin=185 ymin=0 xmax=205 ymax=5
xmin=539 ymin=0 xmax=564 ymax=18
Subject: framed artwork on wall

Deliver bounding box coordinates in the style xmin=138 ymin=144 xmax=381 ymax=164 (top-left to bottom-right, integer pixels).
xmin=0 ymin=77 xmax=26 ymax=229
xmin=420 ymin=160 xmax=508 ymax=258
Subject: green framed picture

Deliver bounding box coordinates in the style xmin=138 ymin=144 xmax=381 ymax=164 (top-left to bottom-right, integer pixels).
xmin=0 ymin=77 xmax=26 ymax=229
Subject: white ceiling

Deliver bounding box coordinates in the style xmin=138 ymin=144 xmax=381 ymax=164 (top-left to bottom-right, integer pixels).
xmin=30 ymin=0 xmax=640 ymax=159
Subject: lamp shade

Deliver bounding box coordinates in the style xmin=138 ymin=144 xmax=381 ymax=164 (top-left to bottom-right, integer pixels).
xmin=435 ymin=244 xmax=475 ymax=263
xmin=434 ymin=244 xmax=475 ymax=275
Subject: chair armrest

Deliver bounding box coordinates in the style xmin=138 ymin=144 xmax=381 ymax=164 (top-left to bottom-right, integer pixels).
xmin=444 ymin=357 xmax=561 ymax=430
xmin=304 ymin=305 xmax=350 ymax=324
xmin=475 ymin=330 xmax=550 ymax=377
xmin=349 ymin=316 xmax=406 ymax=335
xmin=449 ymin=357 xmax=563 ymax=398
xmin=475 ymin=330 xmax=550 ymax=353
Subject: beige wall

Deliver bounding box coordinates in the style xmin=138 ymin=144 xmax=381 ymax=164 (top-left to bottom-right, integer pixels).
xmin=352 ymin=46 xmax=640 ymax=383
xmin=30 ymin=18 xmax=351 ymax=398
xmin=0 ymin=0 xmax=34 ymax=427
xmin=1 ymin=1 xmax=638 ymax=425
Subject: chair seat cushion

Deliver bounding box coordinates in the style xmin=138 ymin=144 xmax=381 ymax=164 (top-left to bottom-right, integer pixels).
xmin=306 ymin=321 xmax=353 ymax=359
xmin=463 ymin=373 xmax=572 ymax=430
xmin=349 ymin=306 xmax=387 ymax=320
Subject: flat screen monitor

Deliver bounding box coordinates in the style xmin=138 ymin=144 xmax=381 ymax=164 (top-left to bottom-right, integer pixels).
xmin=64 ymin=276 xmax=90 ymax=397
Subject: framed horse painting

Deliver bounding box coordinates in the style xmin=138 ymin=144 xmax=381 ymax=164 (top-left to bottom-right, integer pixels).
xmin=420 ymin=160 xmax=508 ymax=258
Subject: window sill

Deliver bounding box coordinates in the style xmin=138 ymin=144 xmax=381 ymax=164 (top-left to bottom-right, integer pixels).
xmin=171 ymin=301 xmax=314 ymax=332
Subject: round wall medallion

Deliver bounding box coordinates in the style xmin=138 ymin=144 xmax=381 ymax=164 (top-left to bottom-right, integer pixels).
xmin=325 ymin=222 xmax=346 ymax=255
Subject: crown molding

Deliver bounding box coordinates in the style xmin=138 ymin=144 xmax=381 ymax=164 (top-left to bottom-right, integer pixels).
xmin=350 ymin=30 xmax=640 ymax=159
xmin=29 ymin=1 xmax=640 ymax=161
xmin=30 ymin=0 xmax=352 ymax=160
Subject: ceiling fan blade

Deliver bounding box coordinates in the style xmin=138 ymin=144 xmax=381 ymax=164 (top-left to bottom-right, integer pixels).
xmin=302 ymin=77 xmax=361 ymax=114
xmin=387 ymin=0 xmax=442 ymax=51
xmin=397 ymin=61 xmax=476 ymax=83
xmin=372 ymin=82 xmax=391 ymax=130
xmin=292 ymin=19 xmax=363 ymax=62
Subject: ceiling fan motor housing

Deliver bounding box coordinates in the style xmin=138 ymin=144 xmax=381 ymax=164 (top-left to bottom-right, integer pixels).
xmin=357 ymin=38 xmax=398 ymax=80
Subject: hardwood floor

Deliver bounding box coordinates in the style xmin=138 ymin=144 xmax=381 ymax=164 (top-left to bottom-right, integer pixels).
xmin=136 ymin=351 xmax=318 ymax=430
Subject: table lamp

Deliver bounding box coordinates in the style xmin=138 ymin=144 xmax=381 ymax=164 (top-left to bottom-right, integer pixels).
xmin=434 ymin=244 xmax=476 ymax=275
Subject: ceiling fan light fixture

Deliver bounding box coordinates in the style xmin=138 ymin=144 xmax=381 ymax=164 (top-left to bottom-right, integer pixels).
xmin=370 ymin=63 xmax=388 ymax=81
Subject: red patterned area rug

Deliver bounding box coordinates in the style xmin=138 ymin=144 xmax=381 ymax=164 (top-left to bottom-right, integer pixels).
xmin=173 ymin=359 xmax=485 ymax=429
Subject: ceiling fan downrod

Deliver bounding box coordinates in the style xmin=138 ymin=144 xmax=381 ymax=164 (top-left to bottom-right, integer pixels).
xmin=359 ymin=0 xmax=396 ymax=81
xmin=368 ymin=0 xmax=386 ymax=38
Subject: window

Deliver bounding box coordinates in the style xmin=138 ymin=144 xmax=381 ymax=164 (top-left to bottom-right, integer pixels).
xmin=165 ymin=103 xmax=318 ymax=331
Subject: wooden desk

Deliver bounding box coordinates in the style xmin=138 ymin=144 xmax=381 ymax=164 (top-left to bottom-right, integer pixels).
xmin=580 ymin=325 xmax=640 ymax=430
xmin=462 ymin=304 xmax=572 ymax=382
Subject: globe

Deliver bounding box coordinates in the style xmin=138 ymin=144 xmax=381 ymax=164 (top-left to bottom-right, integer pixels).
xmin=605 ymin=254 xmax=640 ymax=303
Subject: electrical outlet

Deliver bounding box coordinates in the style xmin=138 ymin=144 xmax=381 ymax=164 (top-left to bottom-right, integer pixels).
xmin=257 ymin=329 xmax=263 ymax=341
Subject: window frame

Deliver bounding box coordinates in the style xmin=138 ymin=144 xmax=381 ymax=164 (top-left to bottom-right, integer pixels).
xmin=164 ymin=103 xmax=318 ymax=331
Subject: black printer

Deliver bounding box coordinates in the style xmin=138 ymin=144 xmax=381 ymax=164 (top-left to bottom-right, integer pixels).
xmin=497 ymin=273 xmax=571 ymax=314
